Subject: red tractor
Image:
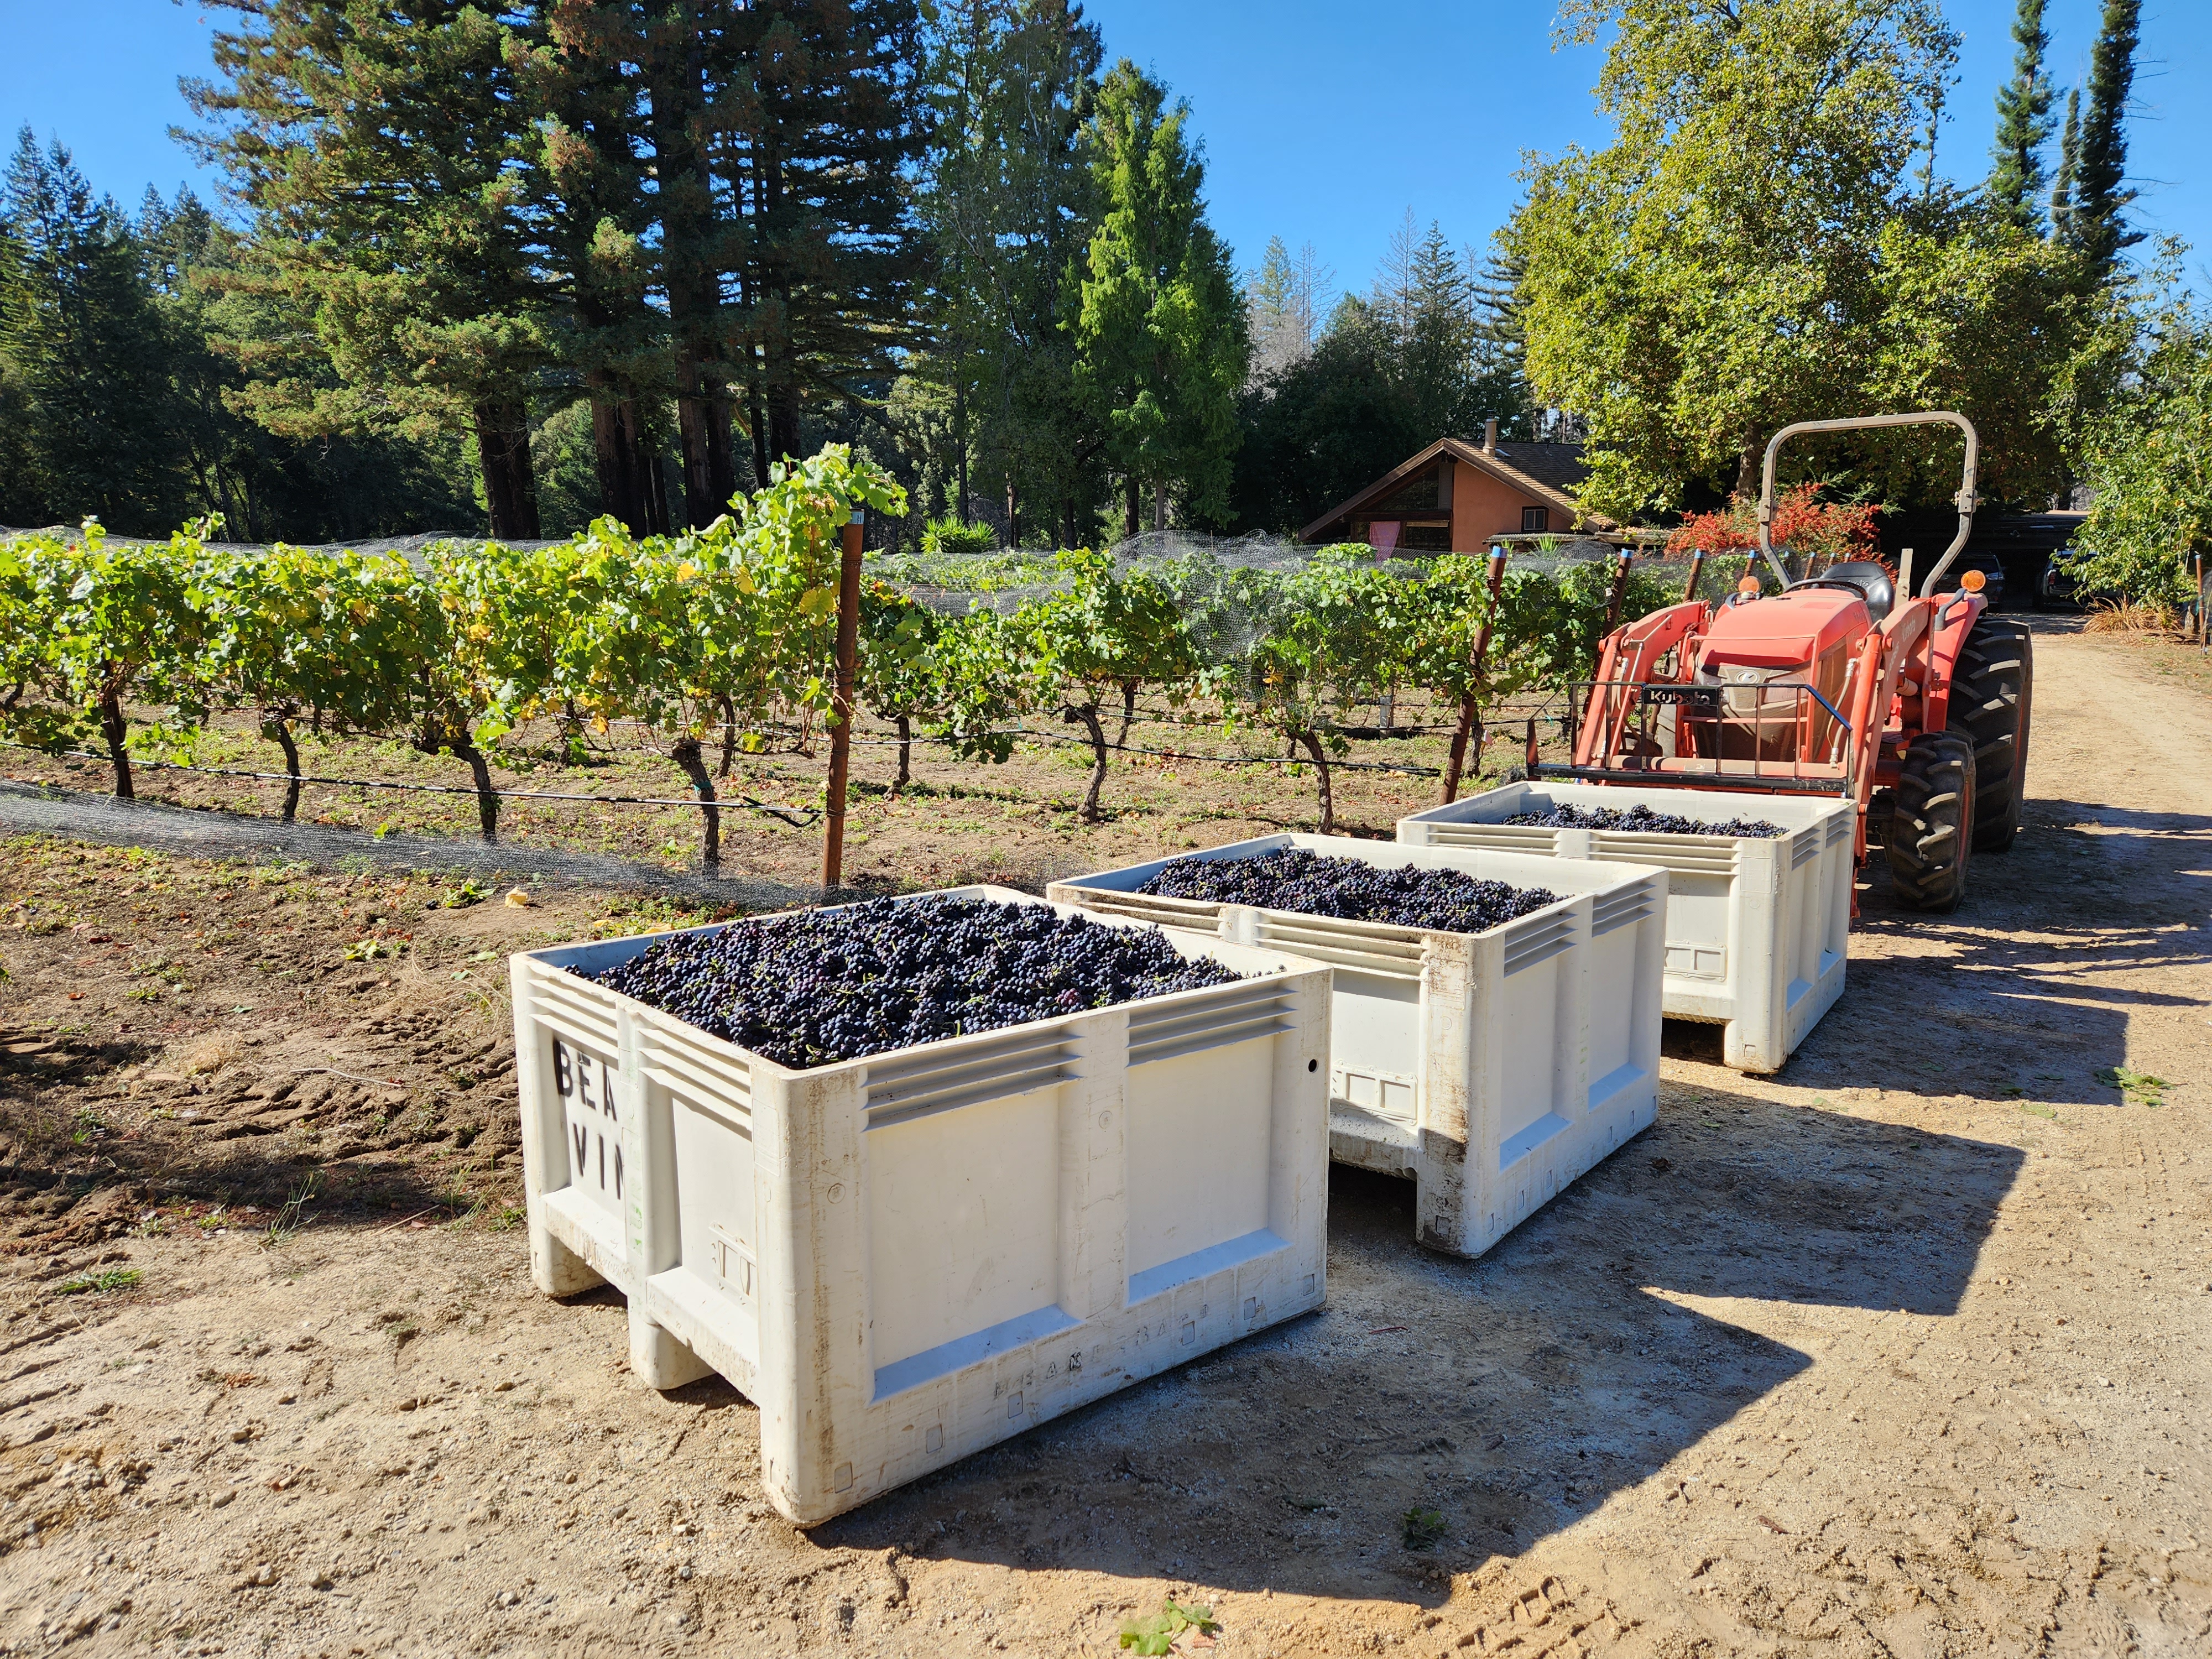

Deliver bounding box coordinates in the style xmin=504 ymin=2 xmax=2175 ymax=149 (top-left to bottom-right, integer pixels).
xmin=1561 ymin=412 xmax=2032 ymax=912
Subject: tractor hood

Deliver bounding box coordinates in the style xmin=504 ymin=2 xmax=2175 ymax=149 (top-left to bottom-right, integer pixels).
xmin=1697 ymin=588 xmax=1868 ymax=671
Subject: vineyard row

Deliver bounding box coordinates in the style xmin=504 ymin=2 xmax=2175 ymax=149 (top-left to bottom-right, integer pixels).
xmin=0 ymin=447 xmax=1716 ymax=865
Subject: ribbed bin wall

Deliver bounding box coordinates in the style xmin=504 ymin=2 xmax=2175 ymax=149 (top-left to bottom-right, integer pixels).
xmin=1397 ymin=782 xmax=1854 ymax=1072
xmin=1047 ymin=836 xmax=1665 ymax=1260
xmin=509 ymin=885 xmax=1332 ymax=1525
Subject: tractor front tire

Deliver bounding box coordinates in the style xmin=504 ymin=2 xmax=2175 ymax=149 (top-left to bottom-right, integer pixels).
xmin=1949 ymin=614 xmax=2032 ymax=851
xmin=1887 ymin=732 xmax=1978 ymax=913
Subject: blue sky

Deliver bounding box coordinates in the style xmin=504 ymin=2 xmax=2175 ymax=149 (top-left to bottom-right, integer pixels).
xmin=3 ymin=0 xmax=2204 ymax=304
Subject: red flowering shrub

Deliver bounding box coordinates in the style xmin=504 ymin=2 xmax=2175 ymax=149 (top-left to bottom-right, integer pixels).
xmin=1667 ymin=483 xmax=1882 ymax=571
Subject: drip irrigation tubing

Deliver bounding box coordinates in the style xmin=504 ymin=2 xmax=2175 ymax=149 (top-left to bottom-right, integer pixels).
xmin=0 ymin=778 xmax=820 ymax=909
xmin=0 ymin=740 xmax=821 ymax=826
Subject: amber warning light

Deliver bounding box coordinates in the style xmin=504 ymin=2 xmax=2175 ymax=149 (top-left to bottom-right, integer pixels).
xmin=1960 ymin=568 xmax=1987 ymax=591
xmin=1736 ymin=576 xmax=1762 ymax=594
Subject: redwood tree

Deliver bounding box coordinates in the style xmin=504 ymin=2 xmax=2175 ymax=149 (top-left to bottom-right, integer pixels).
xmin=189 ymin=1 xmax=550 ymax=537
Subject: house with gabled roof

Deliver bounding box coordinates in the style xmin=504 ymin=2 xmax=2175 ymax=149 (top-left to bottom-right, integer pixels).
xmin=1296 ymin=419 xmax=1612 ymax=551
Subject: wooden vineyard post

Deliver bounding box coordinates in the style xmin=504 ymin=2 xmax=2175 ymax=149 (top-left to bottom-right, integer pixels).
xmin=1438 ymin=547 xmax=1510 ymax=806
xmin=1601 ymin=549 xmax=1634 ymax=637
xmin=822 ymin=508 xmax=865 ymax=890
xmin=1681 ymin=548 xmax=1707 ymax=604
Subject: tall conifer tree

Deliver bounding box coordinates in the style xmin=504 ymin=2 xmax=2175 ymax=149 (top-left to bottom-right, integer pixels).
xmin=518 ymin=0 xmax=671 ymax=534
xmin=2067 ymin=0 xmax=2142 ymax=284
xmin=0 ymin=131 xmax=181 ymax=530
xmin=715 ymin=0 xmax=926 ymax=476
xmin=2049 ymin=85 xmax=2081 ymax=239
xmin=914 ymin=0 xmax=1103 ymax=542
xmin=1986 ymin=0 xmax=2055 ymax=231
xmin=1068 ymin=61 xmax=1246 ymax=535
xmin=190 ymin=2 xmax=549 ymax=537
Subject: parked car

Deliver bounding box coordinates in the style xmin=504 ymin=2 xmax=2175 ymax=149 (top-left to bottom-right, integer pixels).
xmin=2040 ymin=544 xmax=2085 ymax=608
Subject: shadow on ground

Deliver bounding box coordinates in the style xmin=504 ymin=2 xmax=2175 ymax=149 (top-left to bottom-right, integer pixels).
xmin=795 ymin=1089 xmax=2022 ymax=1604
xmin=1667 ymin=796 xmax=2210 ymax=1109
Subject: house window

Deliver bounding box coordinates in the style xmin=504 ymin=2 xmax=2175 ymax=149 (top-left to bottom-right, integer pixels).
xmin=1521 ymin=506 xmax=1550 ymax=533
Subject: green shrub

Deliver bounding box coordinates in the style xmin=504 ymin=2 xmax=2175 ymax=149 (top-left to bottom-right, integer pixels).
xmin=920 ymin=515 xmax=998 ymax=558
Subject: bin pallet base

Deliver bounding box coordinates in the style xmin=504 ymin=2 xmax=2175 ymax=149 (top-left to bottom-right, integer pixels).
xmin=1399 ymin=784 xmax=1855 ymax=1074
xmin=510 ymin=886 xmax=1333 ymax=1525
xmin=1050 ymin=836 xmax=1667 ymax=1261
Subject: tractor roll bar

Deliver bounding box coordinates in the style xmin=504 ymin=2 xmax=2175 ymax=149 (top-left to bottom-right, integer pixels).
xmin=1757 ymin=411 xmax=1980 ymax=594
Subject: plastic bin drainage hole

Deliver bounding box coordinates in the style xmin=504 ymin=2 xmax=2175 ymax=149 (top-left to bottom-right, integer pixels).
xmin=1308 ymin=1058 xmax=1318 ymax=1072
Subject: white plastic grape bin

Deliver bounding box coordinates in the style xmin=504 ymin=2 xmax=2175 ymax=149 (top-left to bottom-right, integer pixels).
xmin=1046 ymin=836 xmax=1666 ymax=1260
xmin=1396 ymin=781 xmax=1854 ymax=1073
xmin=508 ymin=884 xmax=1332 ymax=1526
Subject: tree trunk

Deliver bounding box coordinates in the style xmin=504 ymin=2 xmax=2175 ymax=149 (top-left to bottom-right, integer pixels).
xmin=1152 ymin=478 xmax=1167 ymax=532
xmin=588 ymin=387 xmax=661 ymax=534
xmin=473 ymin=401 xmax=542 ymax=540
xmin=769 ymin=379 xmax=804 ymax=474
xmin=1734 ymin=440 xmax=1761 ymax=501
xmin=264 ymin=711 xmax=303 ymax=823
xmin=671 ymin=734 xmax=720 ymax=868
xmin=1066 ymin=702 xmax=1109 ymax=823
xmin=674 ymin=357 xmax=740 ymax=526
xmin=745 ymin=350 xmax=771 ymax=494
xmin=649 ymin=19 xmax=739 ymax=528
xmin=1439 ymin=693 xmax=1481 ymax=804
xmin=1297 ymin=729 xmax=1335 ymax=834
xmin=894 ymin=713 xmax=911 ymax=795
xmin=98 ymin=676 xmax=132 ymax=800
xmin=649 ymin=448 xmax=674 ymax=535
xmin=954 ymin=364 xmax=969 ymax=522
xmin=1123 ymin=474 xmax=1140 ymax=539
xmin=1115 ymin=679 xmax=1139 ymax=748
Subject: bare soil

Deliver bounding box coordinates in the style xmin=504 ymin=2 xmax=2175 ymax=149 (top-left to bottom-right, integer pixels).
xmin=0 ymin=689 xmax=1513 ymax=899
xmin=1 ymin=618 xmax=2208 ymax=1657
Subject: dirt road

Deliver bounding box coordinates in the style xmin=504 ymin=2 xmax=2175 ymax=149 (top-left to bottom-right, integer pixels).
xmin=2 ymin=619 xmax=2208 ymax=1657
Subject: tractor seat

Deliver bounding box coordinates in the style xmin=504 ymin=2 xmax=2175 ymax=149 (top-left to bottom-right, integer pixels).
xmin=1789 ymin=559 xmax=1895 ymax=623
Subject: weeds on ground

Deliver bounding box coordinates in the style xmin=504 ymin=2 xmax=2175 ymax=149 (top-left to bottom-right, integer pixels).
xmin=1119 ymin=1599 xmax=1219 ymax=1654
xmin=2084 ymin=599 xmax=2185 ymax=636
xmin=2097 ymin=1066 xmax=2169 ymax=1107
xmin=1402 ymin=1506 xmax=1448 ymax=1550
xmin=56 ymin=1267 xmax=141 ymax=1296
xmin=261 ymin=1172 xmax=321 ymax=1248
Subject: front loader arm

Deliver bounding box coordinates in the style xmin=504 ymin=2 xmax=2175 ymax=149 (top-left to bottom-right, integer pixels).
xmin=1575 ymin=601 xmax=1709 ymax=769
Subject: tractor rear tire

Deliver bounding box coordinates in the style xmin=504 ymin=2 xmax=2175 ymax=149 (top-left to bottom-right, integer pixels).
xmin=1887 ymin=731 xmax=1977 ymax=913
xmin=1948 ymin=614 xmax=2032 ymax=852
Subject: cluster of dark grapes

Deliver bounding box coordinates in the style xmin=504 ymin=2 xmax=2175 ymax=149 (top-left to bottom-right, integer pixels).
xmin=1135 ymin=848 xmax=1558 ymax=935
xmin=1501 ymin=802 xmax=1786 ymax=837
xmin=596 ymin=895 xmax=1243 ymax=1070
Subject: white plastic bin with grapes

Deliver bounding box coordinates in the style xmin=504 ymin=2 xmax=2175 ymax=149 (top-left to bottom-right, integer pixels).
xmin=1048 ymin=836 xmax=1666 ymax=1260
xmin=1396 ymin=781 xmax=1854 ymax=1072
xmin=508 ymin=885 xmax=1332 ymax=1525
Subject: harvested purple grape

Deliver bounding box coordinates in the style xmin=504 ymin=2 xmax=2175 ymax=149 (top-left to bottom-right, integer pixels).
xmin=1501 ymin=802 xmax=1786 ymax=837
xmin=594 ymin=895 xmax=1241 ymax=1070
xmin=1136 ymin=848 xmax=1558 ymax=934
